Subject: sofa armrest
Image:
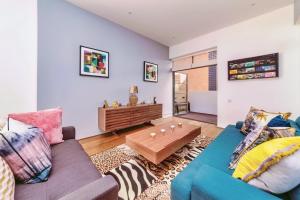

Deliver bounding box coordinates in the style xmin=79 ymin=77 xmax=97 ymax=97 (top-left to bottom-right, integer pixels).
xmin=191 ymin=165 xmax=280 ymax=200
xmin=58 ymin=175 xmax=119 ymax=200
xmin=62 ymin=126 xmax=76 ymax=140
xmin=235 ymin=121 xmax=244 ymax=129
xmin=289 ymin=120 xmax=300 ymax=136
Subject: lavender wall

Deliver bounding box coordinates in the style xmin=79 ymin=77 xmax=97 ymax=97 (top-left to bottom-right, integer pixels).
xmin=38 ymin=0 xmax=172 ymax=139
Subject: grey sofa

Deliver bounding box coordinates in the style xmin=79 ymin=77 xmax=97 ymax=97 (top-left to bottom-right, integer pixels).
xmin=15 ymin=127 xmax=119 ymax=200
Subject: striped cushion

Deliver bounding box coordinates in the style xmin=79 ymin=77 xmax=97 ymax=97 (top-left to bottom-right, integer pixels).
xmin=0 ymin=127 xmax=52 ymax=184
xmin=0 ymin=157 xmax=15 ymax=200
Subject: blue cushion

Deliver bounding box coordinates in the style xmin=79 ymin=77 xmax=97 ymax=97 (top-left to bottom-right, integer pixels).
xmin=235 ymin=121 xmax=244 ymax=130
xmin=191 ymin=165 xmax=280 ymax=200
xmin=289 ymin=120 xmax=300 ymax=136
xmin=267 ymin=115 xmax=291 ymax=127
xmin=0 ymin=127 xmax=52 ymax=183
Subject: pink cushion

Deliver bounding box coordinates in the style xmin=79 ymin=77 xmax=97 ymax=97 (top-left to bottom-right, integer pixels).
xmin=9 ymin=108 xmax=63 ymax=145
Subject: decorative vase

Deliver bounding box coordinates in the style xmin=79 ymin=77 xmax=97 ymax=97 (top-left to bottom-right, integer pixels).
xmin=129 ymin=94 xmax=138 ymax=106
xmin=129 ymin=85 xmax=138 ymax=106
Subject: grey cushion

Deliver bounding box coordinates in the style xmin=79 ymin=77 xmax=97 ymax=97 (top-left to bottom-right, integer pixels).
xmin=15 ymin=139 xmax=101 ymax=200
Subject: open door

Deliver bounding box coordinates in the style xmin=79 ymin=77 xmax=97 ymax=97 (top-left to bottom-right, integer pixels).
xmin=172 ymin=49 xmax=218 ymax=124
xmin=173 ymin=72 xmax=188 ymax=115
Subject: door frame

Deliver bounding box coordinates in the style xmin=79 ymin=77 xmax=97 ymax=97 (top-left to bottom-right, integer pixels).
xmin=172 ymin=64 xmax=217 ymax=116
xmin=172 ymin=71 xmax=188 ymax=115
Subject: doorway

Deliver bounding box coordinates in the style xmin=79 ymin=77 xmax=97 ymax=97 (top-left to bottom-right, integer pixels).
xmin=174 ymin=72 xmax=188 ymax=114
xmin=173 ymin=65 xmax=217 ymax=124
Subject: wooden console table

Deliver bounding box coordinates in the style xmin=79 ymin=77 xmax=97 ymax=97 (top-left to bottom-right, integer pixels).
xmin=98 ymin=104 xmax=162 ymax=132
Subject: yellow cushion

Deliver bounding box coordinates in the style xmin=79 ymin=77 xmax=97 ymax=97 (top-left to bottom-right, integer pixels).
xmin=233 ymin=137 xmax=300 ymax=182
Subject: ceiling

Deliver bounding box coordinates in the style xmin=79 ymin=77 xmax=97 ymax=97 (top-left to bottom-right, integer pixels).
xmin=66 ymin=0 xmax=293 ymax=46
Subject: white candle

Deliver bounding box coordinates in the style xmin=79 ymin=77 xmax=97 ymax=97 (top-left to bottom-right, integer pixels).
xmin=150 ymin=132 xmax=156 ymax=138
xmin=160 ymin=129 xmax=166 ymax=134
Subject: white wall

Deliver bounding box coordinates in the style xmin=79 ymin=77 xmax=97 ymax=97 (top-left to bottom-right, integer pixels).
xmin=189 ymin=91 xmax=217 ymax=115
xmin=38 ymin=0 xmax=172 ymax=139
xmin=170 ymin=5 xmax=300 ymax=128
xmin=0 ymin=0 xmax=37 ymax=118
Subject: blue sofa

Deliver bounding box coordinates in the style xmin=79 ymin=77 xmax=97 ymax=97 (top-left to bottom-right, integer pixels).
xmin=171 ymin=117 xmax=300 ymax=200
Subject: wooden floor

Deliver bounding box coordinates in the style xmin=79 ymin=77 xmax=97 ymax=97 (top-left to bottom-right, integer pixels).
xmin=177 ymin=112 xmax=217 ymax=125
xmin=79 ymin=116 xmax=223 ymax=156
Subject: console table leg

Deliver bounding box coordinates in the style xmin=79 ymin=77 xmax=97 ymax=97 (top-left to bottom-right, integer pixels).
xmin=112 ymin=131 xmax=118 ymax=136
xmin=144 ymin=121 xmax=153 ymax=126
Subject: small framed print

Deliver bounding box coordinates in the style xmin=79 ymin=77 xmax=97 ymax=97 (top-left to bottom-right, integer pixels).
xmin=80 ymin=46 xmax=109 ymax=78
xmin=144 ymin=61 xmax=158 ymax=82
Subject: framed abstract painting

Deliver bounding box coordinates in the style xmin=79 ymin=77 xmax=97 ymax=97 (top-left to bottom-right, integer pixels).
xmin=144 ymin=61 xmax=158 ymax=82
xmin=80 ymin=46 xmax=109 ymax=78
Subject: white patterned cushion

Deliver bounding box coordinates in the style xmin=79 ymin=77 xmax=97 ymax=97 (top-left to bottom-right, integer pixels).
xmin=0 ymin=157 xmax=15 ymax=200
xmin=230 ymin=107 xmax=292 ymax=169
xmin=0 ymin=118 xmax=7 ymax=132
xmin=249 ymin=149 xmax=300 ymax=194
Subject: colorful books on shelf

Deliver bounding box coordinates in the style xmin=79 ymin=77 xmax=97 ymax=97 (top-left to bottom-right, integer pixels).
xmin=228 ymin=53 xmax=278 ymax=81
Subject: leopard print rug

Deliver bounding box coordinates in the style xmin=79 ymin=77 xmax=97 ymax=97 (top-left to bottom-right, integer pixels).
xmin=90 ymin=135 xmax=212 ymax=200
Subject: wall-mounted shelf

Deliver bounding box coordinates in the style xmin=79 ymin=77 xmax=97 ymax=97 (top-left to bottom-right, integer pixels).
xmin=228 ymin=53 xmax=279 ymax=81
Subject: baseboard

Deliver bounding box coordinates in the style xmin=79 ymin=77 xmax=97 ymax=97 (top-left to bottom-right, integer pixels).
xmin=163 ymin=113 xmax=173 ymax=118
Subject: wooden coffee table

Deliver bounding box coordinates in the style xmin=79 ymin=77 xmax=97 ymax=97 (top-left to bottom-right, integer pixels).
xmin=126 ymin=121 xmax=201 ymax=164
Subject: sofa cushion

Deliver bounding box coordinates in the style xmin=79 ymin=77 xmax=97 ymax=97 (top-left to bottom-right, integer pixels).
xmin=248 ymin=149 xmax=300 ymax=194
xmin=191 ymin=164 xmax=280 ymax=200
xmin=196 ymin=125 xmax=244 ymax=175
xmin=0 ymin=157 xmax=15 ymax=200
xmin=171 ymin=156 xmax=203 ymax=200
xmin=9 ymin=108 xmax=63 ymax=145
xmin=58 ymin=176 xmax=119 ymax=200
xmin=267 ymin=115 xmax=291 ymax=127
xmin=7 ymin=118 xmax=33 ymax=132
xmin=240 ymin=107 xmax=261 ymax=135
xmin=15 ymin=139 xmax=101 ymax=200
xmin=235 ymin=121 xmax=244 ymax=130
xmin=240 ymin=107 xmax=291 ymax=135
xmin=230 ymin=111 xmax=291 ymax=169
xmin=0 ymin=127 xmax=52 ymax=184
xmin=233 ymin=137 xmax=300 ymax=183
xmin=289 ymin=120 xmax=300 ymax=136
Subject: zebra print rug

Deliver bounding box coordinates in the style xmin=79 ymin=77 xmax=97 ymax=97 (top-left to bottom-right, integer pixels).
xmin=90 ymin=135 xmax=212 ymax=200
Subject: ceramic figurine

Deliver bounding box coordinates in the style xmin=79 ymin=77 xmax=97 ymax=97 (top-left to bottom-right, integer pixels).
xmin=103 ymin=100 xmax=109 ymax=108
xmin=112 ymin=101 xmax=119 ymax=108
xmin=153 ymin=97 xmax=157 ymax=104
